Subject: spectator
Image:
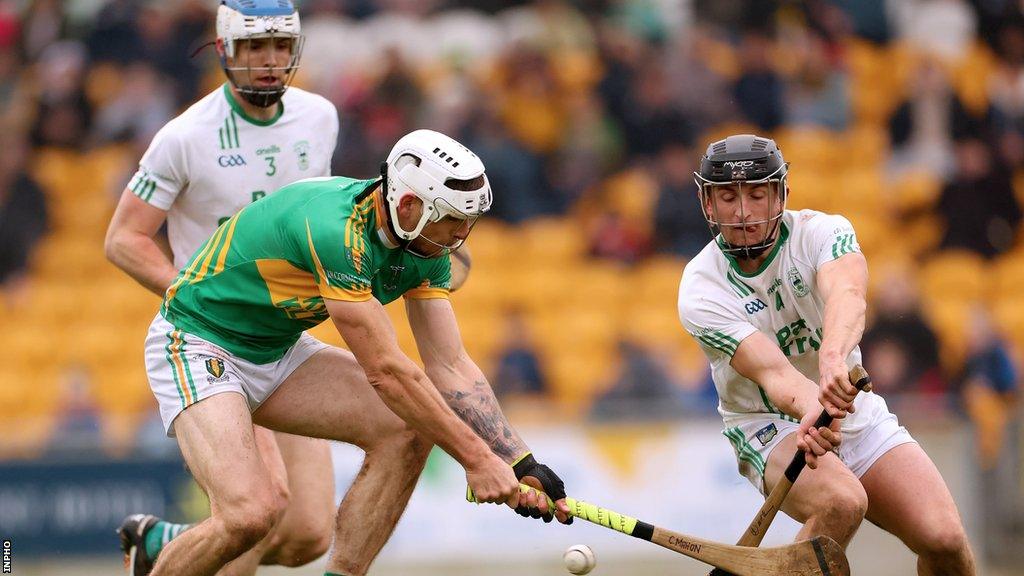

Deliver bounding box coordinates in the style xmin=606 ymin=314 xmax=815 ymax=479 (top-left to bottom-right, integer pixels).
xmin=936 ymin=137 xmax=1022 ymax=258
xmin=466 ymin=105 xmax=552 ymax=222
xmin=652 ymin=141 xmax=708 ymax=257
xmin=28 ymin=40 xmax=91 ymax=149
xmin=733 ymin=31 xmax=786 ymax=132
xmin=783 ymin=31 xmax=851 ymax=130
xmin=960 ymin=308 xmax=1019 ymax=470
xmin=589 ymin=339 xmax=687 ymax=421
xmin=665 ymin=26 xmax=737 ymax=135
xmin=90 ymin=62 xmax=175 ymax=145
xmin=20 ymin=0 xmax=65 ymax=63
xmin=887 ymin=58 xmax=959 ymax=178
xmin=618 ymin=55 xmax=694 ymax=157
xmin=861 ymin=264 xmax=944 ymax=396
xmin=0 ymin=131 xmax=48 ymax=299
xmin=491 ymin=308 xmax=548 ymax=398
xmin=46 ymin=363 xmax=104 ymax=457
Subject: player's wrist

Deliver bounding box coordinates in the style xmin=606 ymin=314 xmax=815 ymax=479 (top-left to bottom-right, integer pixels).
xmin=818 ymin=348 xmax=845 ymax=365
xmin=511 ymin=451 xmax=534 ymax=470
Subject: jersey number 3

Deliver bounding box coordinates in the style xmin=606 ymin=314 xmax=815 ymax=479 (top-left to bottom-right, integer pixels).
xmin=264 ymin=156 xmax=277 ymax=176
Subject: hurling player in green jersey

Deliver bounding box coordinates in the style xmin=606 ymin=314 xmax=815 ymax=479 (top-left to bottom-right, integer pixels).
xmin=140 ymin=130 xmax=572 ymax=576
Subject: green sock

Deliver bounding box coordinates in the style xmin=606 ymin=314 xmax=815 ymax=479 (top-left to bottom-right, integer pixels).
xmin=144 ymin=521 xmax=191 ymax=559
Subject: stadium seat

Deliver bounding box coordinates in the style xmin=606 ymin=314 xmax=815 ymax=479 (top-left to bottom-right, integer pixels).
xmin=546 ymin=348 xmax=618 ymax=414
xmin=919 ymin=250 xmax=988 ymax=304
xmin=922 ymin=300 xmax=971 ymax=372
xmin=518 ymin=217 xmax=587 ymax=261
xmin=843 ymin=124 xmax=889 ymax=168
xmin=892 ymin=170 xmax=943 ymax=213
xmin=949 ymin=42 xmax=996 ymax=115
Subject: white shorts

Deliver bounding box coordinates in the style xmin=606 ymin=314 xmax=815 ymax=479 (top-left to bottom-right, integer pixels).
xmin=145 ymin=313 xmax=330 ymax=436
xmin=722 ymin=393 xmax=916 ymax=495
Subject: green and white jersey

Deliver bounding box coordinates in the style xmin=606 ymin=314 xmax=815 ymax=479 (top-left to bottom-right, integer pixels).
xmin=161 ymin=177 xmax=452 ymax=365
xmin=127 ymin=84 xmax=339 ymax=268
xmin=678 ymin=209 xmax=867 ymax=425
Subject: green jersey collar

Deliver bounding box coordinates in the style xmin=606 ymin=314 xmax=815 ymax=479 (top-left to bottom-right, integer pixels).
xmin=718 ymin=221 xmax=790 ymax=278
xmin=223 ymin=84 xmax=284 ymax=126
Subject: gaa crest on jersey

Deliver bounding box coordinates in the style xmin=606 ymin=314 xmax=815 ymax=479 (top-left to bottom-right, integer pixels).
xmin=755 ymin=423 xmax=778 ymax=446
xmin=294 ymin=140 xmax=310 ymax=170
xmin=788 ymin=267 xmax=810 ymax=297
xmin=205 ymin=357 xmax=226 ymax=379
xmin=218 ymin=154 xmax=247 ymax=167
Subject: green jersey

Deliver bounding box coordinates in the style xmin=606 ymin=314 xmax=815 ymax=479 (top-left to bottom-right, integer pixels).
xmin=162 ymin=176 xmax=451 ymax=364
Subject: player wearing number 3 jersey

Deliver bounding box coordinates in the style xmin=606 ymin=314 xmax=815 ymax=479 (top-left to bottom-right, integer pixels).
xmin=678 ymin=135 xmax=975 ymax=574
xmin=105 ymin=2 xmax=339 ymax=574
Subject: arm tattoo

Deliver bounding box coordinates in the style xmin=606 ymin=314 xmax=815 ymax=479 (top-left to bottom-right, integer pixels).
xmin=442 ymin=379 xmax=527 ymax=463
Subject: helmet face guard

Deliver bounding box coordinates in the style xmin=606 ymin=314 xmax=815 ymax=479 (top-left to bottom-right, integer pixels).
xmin=217 ymin=1 xmax=303 ymax=108
xmin=693 ymin=134 xmax=789 ymax=260
xmin=222 ymin=34 xmax=304 ymax=108
xmin=404 ymin=197 xmax=482 ymax=258
xmin=696 ymin=163 xmax=788 ymax=260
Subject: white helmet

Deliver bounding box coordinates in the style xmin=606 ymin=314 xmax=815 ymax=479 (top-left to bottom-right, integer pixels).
xmin=216 ymin=0 xmax=303 ymax=108
xmin=384 ymin=129 xmax=492 ymax=251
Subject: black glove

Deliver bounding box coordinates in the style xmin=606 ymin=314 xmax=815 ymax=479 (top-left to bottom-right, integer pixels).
xmin=708 ymin=569 xmax=735 ymax=576
xmin=512 ymin=452 xmax=571 ymax=524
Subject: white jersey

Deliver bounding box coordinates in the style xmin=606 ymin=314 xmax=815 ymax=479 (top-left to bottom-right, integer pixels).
xmin=678 ymin=209 xmax=867 ymax=426
xmin=127 ymin=84 xmax=339 ymax=268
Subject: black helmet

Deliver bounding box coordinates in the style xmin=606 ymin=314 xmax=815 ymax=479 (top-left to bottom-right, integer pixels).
xmin=694 ymin=134 xmax=789 ymax=260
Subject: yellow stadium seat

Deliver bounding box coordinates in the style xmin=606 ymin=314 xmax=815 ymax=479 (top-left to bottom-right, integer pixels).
xmin=918 ymin=250 xmax=988 ymax=305
xmin=775 ymin=127 xmax=839 ymax=167
xmin=452 ymin=310 xmax=503 ymax=372
xmin=518 ymin=217 xmax=587 ymax=262
xmin=992 ymin=300 xmax=1024 ymax=347
xmin=893 ymin=170 xmax=942 ymax=212
xmin=29 ymin=148 xmax=81 ymax=195
xmin=991 ymin=252 xmax=1024 ymax=301
xmin=464 ymin=220 xmax=515 ymax=264
xmin=786 ymin=168 xmax=831 ymax=212
xmin=949 ymin=42 xmax=996 ymax=116
xmin=843 ymin=124 xmax=889 ymax=168
xmin=698 ymin=122 xmax=760 ymax=148
xmin=529 ymin=306 xmax=617 ymax=360
xmin=903 ymin=215 xmax=943 ymax=257
xmin=546 ymin=349 xmax=619 ymax=415
xmin=633 ymin=255 xmax=687 ymax=304
xmin=922 ymin=300 xmax=971 ymax=372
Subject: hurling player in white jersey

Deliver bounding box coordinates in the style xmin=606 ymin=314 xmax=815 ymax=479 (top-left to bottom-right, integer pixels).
xmin=678 ymin=135 xmax=975 ymax=574
xmin=105 ymin=1 xmax=338 ymax=574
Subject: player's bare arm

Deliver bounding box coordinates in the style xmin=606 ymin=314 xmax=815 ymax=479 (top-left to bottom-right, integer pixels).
xmin=730 ymin=331 xmax=841 ymax=469
xmin=406 ymin=298 xmax=526 ymax=461
xmin=326 ymin=296 xmax=520 ymax=506
xmin=816 ymin=252 xmax=868 ymax=418
xmin=405 ymin=296 xmax=572 ymax=523
xmin=105 ymin=189 xmax=177 ymax=296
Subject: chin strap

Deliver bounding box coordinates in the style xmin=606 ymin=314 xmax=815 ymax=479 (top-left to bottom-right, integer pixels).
xmin=237 ymin=87 xmax=286 ymax=108
xmin=718 ymin=215 xmax=783 ymax=260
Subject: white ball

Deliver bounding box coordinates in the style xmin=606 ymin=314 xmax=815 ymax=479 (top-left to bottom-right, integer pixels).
xmin=563 ymin=544 xmax=596 ymax=575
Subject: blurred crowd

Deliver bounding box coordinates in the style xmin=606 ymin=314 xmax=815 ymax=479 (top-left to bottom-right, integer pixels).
xmin=0 ymin=0 xmax=1021 ymax=457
